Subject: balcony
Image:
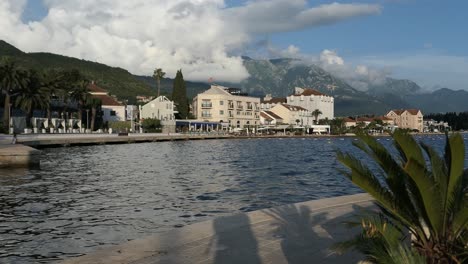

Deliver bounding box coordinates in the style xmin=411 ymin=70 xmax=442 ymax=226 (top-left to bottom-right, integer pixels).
xmin=228 ymin=104 xmax=234 ymax=109
xmin=201 ymin=103 xmax=212 ymax=108
xmin=237 ymin=105 xmax=244 ymax=110
xmin=201 ymin=114 xmax=212 ymax=118
xmin=246 ymin=106 xmax=253 ymax=111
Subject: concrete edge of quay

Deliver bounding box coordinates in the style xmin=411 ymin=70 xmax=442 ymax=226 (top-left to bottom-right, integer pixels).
xmin=0 ymin=144 xmax=41 ymax=168
xmin=61 ymin=193 xmax=374 ymax=264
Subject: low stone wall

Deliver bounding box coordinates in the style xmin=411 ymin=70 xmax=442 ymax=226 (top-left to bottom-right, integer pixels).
xmin=0 ymin=144 xmax=41 ymax=168
xmin=62 ymin=193 xmax=374 ymax=264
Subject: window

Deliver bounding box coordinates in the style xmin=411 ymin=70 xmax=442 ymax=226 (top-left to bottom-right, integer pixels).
xmin=219 ymin=110 xmax=224 ymax=115
xmin=220 ymin=101 xmax=224 ymax=105
xmin=110 ymin=111 xmax=116 ymax=116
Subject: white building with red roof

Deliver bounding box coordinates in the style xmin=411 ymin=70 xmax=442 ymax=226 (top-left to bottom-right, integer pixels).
xmin=269 ymin=103 xmax=315 ymax=126
xmin=88 ymin=82 xmax=126 ymax=122
xmin=286 ymin=87 xmax=334 ymax=120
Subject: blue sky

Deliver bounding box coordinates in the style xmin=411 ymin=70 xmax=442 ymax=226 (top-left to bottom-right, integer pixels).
xmin=16 ymin=0 xmax=468 ymax=90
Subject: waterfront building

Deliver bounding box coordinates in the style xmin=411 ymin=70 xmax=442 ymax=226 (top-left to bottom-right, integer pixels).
xmin=260 ymin=111 xmax=283 ymax=125
xmin=269 ymin=104 xmax=315 ymax=126
xmin=140 ymin=96 xmax=177 ymax=121
xmin=88 ymin=82 xmax=126 ymax=122
xmin=423 ymin=119 xmax=451 ymax=132
xmin=192 ymin=85 xmax=260 ymax=128
xmin=287 ymin=87 xmax=334 ymax=120
xmin=386 ymin=109 xmax=424 ymax=132
xmin=260 ymin=94 xmax=286 ymax=110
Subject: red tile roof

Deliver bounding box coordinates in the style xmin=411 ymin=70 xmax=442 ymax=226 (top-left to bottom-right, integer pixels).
xmin=262 ymin=97 xmax=287 ymax=104
xmin=260 ymin=112 xmax=273 ymax=121
xmin=282 ymin=104 xmax=307 ymax=111
xmin=406 ymin=109 xmax=421 ymax=115
xmin=87 ymin=83 xmax=107 ymax=93
xmin=343 ymin=117 xmax=356 ymax=122
xmin=292 ymin=88 xmax=328 ymax=97
xmin=92 ymin=94 xmax=123 ymax=106
xmin=264 ymin=111 xmax=283 ymax=120
xmin=389 ymin=109 xmax=421 ymax=116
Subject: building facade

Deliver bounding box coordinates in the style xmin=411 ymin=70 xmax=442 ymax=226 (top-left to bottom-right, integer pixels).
xmin=269 ymin=104 xmax=315 ymax=126
xmin=192 ymin=85 xmax=260 ymax=128
xmin=88 ymin=82 xmax=126 ymax=122
xmin=260 ymin=94 xmax=287 ymax=110
xmin=386 ymin=109 xmax=424 ymax=132
xmin=140 ymin=96 xmax=177 ymax=121
xmin=286 ymin=87 xmax=334 ymax=120
xmin=260 ymin=111 xmax=283 ymax=125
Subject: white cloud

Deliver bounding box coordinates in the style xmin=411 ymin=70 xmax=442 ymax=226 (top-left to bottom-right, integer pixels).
xmin=318 ymin=50 xmax=390 ymax=91
xmin=361 ymin=53 xmax=468 ymax=90
xmin=0 ymin=0 xmax=381 ymax=82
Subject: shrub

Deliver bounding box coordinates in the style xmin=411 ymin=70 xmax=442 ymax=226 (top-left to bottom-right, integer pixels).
xmin=108 ymin=121 xmax=131 ymax=132
xmin=335 ymin=131 xmax=467 ymax=263
xmin=141 ymin=118 xmax=161 ymax=133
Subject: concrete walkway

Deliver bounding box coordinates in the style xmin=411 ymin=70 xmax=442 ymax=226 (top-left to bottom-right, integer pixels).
xmin=62 ymin=193 xmax=374 ymax=264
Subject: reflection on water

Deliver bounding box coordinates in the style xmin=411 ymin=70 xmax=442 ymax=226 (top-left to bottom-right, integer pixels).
xmin=0 ymin=135 xmax=466 ymax=263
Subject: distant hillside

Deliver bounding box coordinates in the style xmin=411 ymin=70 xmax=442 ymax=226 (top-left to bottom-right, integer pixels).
xmin=408 ymin=88 xmax=468 ymax=113
xmin=0 ymin=40 xmax=153 ymax=104
xmin=3 ymin=40 xmax=467 ymax=115
xmin=135 ymin=76 xmax=210 ymax=99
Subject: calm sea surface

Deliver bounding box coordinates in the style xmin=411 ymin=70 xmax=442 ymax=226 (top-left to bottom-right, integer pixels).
xmin=0 ymin=135 xmax=467 ymax=263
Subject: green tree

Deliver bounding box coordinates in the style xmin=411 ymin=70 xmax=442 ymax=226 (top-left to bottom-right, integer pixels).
xmin=0 ymin=58 xmax=26 ymax=126
xmin=153 ymin=68 xmax=165 ymax=97
xmin=14 ymin=70 xmax=50 ymax=127
xmin=335 ymin=131 xmax=468 ymax=263
xmin=70 ymin=79 xmax=90 ymax=121
xmin=312 ymin=109 xmax=322 ymax=124
xmin=172 ymin=69 xmax=188 ymax=119
xmin=141 ymin=118 xmax=161 ymax=133
xmin=86 ymin=97 xmax=102 ymax=131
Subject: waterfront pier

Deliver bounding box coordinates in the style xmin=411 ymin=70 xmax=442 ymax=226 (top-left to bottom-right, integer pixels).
xmin=62 ymin=193 xmax=373 ymax=264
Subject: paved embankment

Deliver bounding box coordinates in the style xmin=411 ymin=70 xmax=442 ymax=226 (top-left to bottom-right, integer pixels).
xmin=16 ymin=133 xmax=233 ymax=148
xmin=0 ymin=144 xmax=41 ymax=168
xmin=62 ymin=193 xmax=374 ymax=264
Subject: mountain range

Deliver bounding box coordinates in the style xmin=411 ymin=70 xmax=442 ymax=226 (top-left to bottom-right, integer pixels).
xmin=1 ymin=40 xmax=467 ymax=116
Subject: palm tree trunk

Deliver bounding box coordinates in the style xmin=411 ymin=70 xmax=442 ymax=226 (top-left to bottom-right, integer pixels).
xmin=157 ymin=79 xmax=160 ymax=97
xmin=3 ymin=94 xmax=10 ymax=126
xmin=91 ymin=108 xmax=96 ymax=131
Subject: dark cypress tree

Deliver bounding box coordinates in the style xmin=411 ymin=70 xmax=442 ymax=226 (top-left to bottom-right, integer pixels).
xmin=172 ymin=69 xmax=188 ymax=119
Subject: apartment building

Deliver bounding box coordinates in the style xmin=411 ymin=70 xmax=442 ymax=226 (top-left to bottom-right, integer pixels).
xmin=286 ymin=87 xmax=334 ymax=120
xmin=386 ymin=109 xmax=424 ymax=132
xmin=192 ymin=85 xmax=260 ymax=128
xmin=140 ymin=96 xmax=177 ymax=121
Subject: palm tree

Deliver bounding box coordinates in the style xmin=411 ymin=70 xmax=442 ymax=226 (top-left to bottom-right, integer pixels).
xmin=14 ymin=70 xmax=50 ymax=127
xmin=153 ymin=68 xmax=165 ymax=97
xmin=312 ymin=109 xmax=322 ymax=124
xmin=40 ymin=70 xmax=66 ymax=119
xmin=0 ymin=58 xmax=26 ymax=127
xmin=70 ymin=79 xmax=90 ymax=121
xmin=87 ymin=97 xmax=102 ymax=131
xmin=335 ymin=131 xmax=467 ymax=263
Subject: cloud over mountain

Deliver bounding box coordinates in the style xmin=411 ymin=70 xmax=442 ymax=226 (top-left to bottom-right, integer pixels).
xmin=0 ymin=0 xmax=381 ymax=82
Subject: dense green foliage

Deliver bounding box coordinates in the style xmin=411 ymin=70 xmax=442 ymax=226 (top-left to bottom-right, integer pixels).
xmin=426 ymin=112 xmax=468 ymax=131
xmin=1 ymin=57 xmax=103 ymax=130
xmin=336 ymin=131 xmax=468 ymax=263
xmin=0 ymin=40 xmax=153 ymax=104
xmin=172 ymin=70 xmax=189 ymax=119
xmin=141 ymin=118 xmax=161 ymax=133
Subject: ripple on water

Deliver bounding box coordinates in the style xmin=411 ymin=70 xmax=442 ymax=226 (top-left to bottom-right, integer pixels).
xmin=1 ymin=136 xmax=466 ymax=263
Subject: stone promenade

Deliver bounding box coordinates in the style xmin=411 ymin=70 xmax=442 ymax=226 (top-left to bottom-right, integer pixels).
xmin=62 ymin=193 xmax=374 ymax=264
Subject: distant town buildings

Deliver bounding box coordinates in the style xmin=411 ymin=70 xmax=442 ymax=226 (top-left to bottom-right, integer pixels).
xmin=386 ymin=109 xmax=424 ymax=132
xmin=88 ymin=82 xmax=126 ymax=122
xmin=192 ymin=85 xmax=260 ymax=128
xmin=260 ymin=111 xmax=283 ymax=125
xmin=287 ymin=87 xmax=334 ymax=120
